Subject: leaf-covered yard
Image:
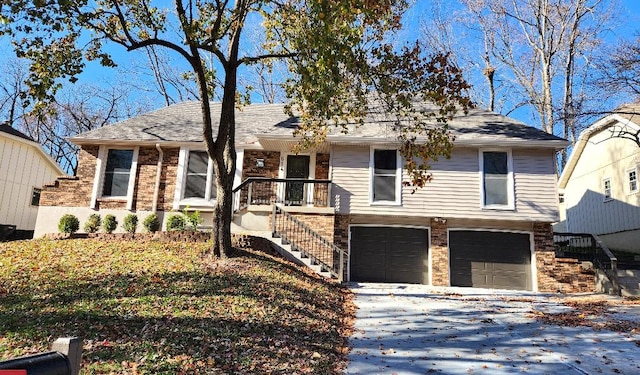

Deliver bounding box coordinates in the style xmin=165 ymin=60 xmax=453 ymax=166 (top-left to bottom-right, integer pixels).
xmin=0 ymin=239 xmax=355 ymax=374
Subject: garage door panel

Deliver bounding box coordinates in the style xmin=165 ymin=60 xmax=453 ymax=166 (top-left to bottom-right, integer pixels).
xmin=450 ymin=230 xmax=532 ymax=291
xmin=350 ymin=226 xmax=429 ymax=284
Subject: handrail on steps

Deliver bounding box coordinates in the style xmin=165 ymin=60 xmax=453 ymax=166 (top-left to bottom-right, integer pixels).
xmin=271 ymin=204 xmax=345 ymax=282
xmin=553 ymin=232 xmax=620 ymax=295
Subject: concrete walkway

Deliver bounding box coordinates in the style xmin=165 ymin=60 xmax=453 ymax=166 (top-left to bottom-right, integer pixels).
xmin=346 ymin=283 xmax=640 ymax=374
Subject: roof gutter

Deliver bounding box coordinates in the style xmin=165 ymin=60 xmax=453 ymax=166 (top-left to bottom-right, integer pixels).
xmin=152 ymin=144 xmax=163 ymax=213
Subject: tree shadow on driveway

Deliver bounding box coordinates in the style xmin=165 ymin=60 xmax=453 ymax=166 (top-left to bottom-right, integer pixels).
xmin=346 ymin=283 xmax=640 ymax=374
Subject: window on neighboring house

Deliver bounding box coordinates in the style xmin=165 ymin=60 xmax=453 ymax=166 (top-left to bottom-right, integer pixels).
xmin=371 ymin=149 xmax=400 ymax=204
xmin=102 ymin=149 xmax=134 ymax=197
xmin=481 ymin=150 xmax=513 ymax=208
xmin=183 ymin=150 xmax=216 ymax=200
xmin=628 ymin=169 xmax=638 ymax=194
xmin=603 ymin=178 xmax=612 ymax=201
xmin=31 ymin=187 xmax=41 ymax=206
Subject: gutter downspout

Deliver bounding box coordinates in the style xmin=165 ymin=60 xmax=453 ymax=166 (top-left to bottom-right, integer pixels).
xmin=152 ymin=144 xmax=164 ymax=212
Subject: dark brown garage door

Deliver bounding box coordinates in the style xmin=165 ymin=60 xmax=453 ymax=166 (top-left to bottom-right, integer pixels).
xmin=350 ymin=226 xmax=429 ymax=284
xmin=449 ymin=230 xmax=532 ymax=291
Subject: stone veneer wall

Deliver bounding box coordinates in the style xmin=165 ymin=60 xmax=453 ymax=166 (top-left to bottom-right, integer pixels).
xmin=429 ymin=218 xmax=449 ymax=286
xmin=534 ymin=222 xmax=594 ymax=293
xmin=333 ymin=214 xmax=350 ymax=281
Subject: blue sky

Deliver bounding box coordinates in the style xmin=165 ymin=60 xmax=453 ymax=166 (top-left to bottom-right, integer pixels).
xmin=4 ymin=0 xmax=640 ymax=126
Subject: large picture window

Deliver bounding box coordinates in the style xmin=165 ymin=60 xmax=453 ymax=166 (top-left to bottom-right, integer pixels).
xmin=481 ymin=150 xmax=513 ymax=208
xmin=102 ymin=149 xmax=134 ymax=197
xmin=371 ymin=149 xmax=400 ymax=204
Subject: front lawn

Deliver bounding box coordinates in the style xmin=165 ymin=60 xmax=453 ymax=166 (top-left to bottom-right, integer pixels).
xmin=0 ymin=239 xmax=354 ymax=374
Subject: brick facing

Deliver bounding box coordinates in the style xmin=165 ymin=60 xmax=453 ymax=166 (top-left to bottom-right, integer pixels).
xmin=40 ymin=145 xmax=180 ymax=212
xmin=533 ymin=222 xmax=594 ymax=293
xmin=430 ymin=218 xmax=449 ymax=286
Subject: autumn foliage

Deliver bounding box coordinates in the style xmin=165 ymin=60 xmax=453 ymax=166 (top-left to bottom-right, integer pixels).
xmin=0 ymin=239 xmax=355 ymax=374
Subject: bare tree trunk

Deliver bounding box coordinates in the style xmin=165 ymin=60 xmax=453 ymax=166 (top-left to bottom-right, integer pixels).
xmin=483 ymin=54 xmax=496 ymax=111
xmin=212 ymin=69 xmax=237 ymax=258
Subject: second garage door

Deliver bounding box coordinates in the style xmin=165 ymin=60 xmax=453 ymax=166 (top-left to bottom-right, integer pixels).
xmin=350 ymin=226 xmax=429 ymax=284
xmin=449 ymin=230 xmax=532 ymax=291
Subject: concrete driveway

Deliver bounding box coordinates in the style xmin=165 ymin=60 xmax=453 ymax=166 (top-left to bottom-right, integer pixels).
xmin=346 ymin=283 xmax=640 ymax=374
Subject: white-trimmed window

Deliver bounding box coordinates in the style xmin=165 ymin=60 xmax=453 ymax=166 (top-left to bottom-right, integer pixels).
xmin=628 ymin=169 xmax=638 ymax=194
xmin=103 ymin=149 xmax=134 ymax=197
xmin=603 ymin=177 xmax=612 ymax=201
xmin=174 ymin=149 xmax=216 ymax=208
xmin=90 ymin=146 xmax=139 ymax=210
xmin=480 ymin=150 xmax=514 ymax=209
xmin=370 ymin=148 xmax=401 ymax=205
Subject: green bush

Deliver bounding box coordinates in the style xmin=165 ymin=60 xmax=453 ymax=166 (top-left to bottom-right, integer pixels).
xmin=183 ymin=206 xmax=203 ymax=231
xmin=143 ymin=213 xmax=160 ymax=233
xmin=83 ymin=214 xmax=101 ymax=233
xmin=58 ymin=214 xmax=80 ymax=234
xmin=123 ymin=214 xmax=138 ymax=234
xmin=103 ymin=214 xmax=118 ymax=234
xmin=166 ymin=213 xmax=186 ymax=231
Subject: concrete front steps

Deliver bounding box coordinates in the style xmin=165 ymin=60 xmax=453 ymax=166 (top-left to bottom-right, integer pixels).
xmin=231 ymin=225 xmax=334 ymax=280
xmin=618 ymin=269 xmax=640 ymax=297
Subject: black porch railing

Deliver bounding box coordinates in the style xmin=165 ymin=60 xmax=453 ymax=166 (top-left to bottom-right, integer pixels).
xmin=232 ymin=177 xmax=331 ymax=212
xmin=554 ymin=232 xmax=620 ymax=295
xmin=271 ymin=205 xmax=345 ymax=281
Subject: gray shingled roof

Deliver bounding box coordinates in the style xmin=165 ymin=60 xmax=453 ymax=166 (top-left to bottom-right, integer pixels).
xmin=70 ymin=101 xmax=566 ymax=147
xmin=0 ymin=123 xmax=35 ymax=142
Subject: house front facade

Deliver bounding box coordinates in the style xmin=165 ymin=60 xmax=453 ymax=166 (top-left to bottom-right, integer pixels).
xmin=35 ymin=101 xmax=593 ymax=292
xmin=0 ymin=123 xmax=65 ymax=239
xmin=558 ymin=103 xmax=640 ymax=254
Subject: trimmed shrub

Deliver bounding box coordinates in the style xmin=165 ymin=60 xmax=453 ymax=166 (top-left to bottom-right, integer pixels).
xmin=58 ymin=214 xmax=80 ymax=234
xmin=84 ymin=214 xmax=101 ymax=233
xmin=123 ymin=214 xmax=138 ymax=234
xmin=143 ymin=213 xmax=160 ymax=233
xmin=183 ymin=207 xmax=203 ymax=231
xmin=103 ymin=214 xmax=118 ymax=234
xmin=166 ymin=213 xmax=186 ymax=231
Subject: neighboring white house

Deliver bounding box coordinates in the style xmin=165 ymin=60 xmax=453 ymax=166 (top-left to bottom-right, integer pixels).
xmin=558 ymin=103 xmax=640 ymax=253
xmin=0 ymin=123 xmax=65 ymax=238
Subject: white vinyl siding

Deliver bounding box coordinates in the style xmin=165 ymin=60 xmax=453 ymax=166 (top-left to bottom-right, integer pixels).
xmin=332 ymin=146 xmax=559 ymax=222
xmin=563 ymin=127 xmax=640 ymax=238
xmin=0 ymin=134 xmax=61 ymax=231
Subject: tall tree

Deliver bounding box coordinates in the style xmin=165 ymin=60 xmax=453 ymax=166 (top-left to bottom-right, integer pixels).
xmin=1 ymin=1 xmax=471 ymax=257
xmin=599 ymin=36 xmax=640 ymax=99
xmin=422 ymin=0 xmax=615 ymax=167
